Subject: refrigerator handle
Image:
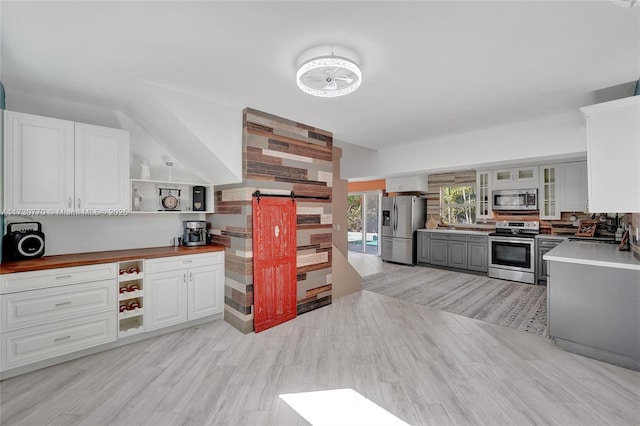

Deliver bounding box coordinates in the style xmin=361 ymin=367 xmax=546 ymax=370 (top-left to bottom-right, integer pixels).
xmin=394 ymin=202 xmax=398 ymax=231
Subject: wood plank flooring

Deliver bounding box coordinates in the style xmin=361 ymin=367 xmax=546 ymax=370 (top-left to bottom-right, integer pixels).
xmin=1 ymin=288 xmax=639 ymax=425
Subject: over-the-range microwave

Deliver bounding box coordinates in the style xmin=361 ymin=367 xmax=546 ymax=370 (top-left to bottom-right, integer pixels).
xmin=492 ymin=188 xmax=538 ymax=211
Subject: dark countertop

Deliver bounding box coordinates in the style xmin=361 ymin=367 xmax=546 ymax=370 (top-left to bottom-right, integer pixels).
xmin=0 ymin=244 xmax=225 ymax=275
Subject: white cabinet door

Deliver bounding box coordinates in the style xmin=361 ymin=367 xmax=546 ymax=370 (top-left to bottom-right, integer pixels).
xmin=145 ymin=270 xmax=187 ymax=331
xmin=581 ymin=97 xmax=640 ymax=213
xmin=3 ymin=111 xmax=74 ymax=210
xmin=560 ymin=161 xmax=588 ymax=213
xmin=188 ymin=264 xmax=224 ymax=320
xmin=493 ymin=167 xmax=539 ymax=189
xmin=476 ymin=171 xmax=492 ymax=219
xmin=75 ymin=123 xmax=130 ymax=212
xmin=539 ymin=165 xmax=560 ymax=220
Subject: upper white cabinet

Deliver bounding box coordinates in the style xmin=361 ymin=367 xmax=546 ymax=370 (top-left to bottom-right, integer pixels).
xmin=386 ymin=174 xmax=428 ymax=193
xmin=560 ymin=161 xmax=588 ymax=213
xmin=539 ymin=161 xmax=588 ymax=220
xmin=4 ymin=111 xmax=75 ymax=210
xmin=476 ymin=170 xmax=492 ymax=220
xmin=4 ymin=111 xmax=130 ymax=212
xmin=75 ymin=123 xmax=130 ymax=211
xmin=539 ymin=165 xmax=560 ymax=220
xmin=492 ymin=166 xmax=539 ymax=189
xmin=581 ymin=96 xmax=640 ymax=213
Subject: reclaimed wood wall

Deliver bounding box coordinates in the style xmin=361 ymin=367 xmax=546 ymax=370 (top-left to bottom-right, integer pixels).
xmin=425 ymin=170 xmax=477 ymax=220
xmin=208 ymin=108 xmax=333 ymax=333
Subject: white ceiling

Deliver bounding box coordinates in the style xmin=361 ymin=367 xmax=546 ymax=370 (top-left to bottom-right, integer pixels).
xmin=2 ymin=1 xmax=639 ymax=151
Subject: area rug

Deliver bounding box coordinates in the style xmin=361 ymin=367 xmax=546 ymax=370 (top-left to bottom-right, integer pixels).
xmin=362 ymin=267 xmax=547 ymax=336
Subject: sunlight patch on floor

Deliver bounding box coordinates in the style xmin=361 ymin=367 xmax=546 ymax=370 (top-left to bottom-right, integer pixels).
xmin=279 ymin=388 xmax=410 ymax=426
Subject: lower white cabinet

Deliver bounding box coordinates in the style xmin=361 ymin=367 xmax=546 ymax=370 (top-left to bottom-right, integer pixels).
xmin=145 ymin=253 xmax=224 ymax=332
xmin=1 ymin=311 xmax=117 ymax=371
xmin=0 ymin=264 xmax=118 ymax=372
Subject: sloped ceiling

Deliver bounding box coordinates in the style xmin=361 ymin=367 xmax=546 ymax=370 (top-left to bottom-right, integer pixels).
xmin=1 ymin=1 xmax=639 ymax=180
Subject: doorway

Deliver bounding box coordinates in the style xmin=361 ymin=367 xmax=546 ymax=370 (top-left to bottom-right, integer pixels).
xmin=347 ymin=191 xmax=381 ymax=255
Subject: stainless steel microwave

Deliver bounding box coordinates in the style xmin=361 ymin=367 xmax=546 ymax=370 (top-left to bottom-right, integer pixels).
xmin=492 ymin=189 xmax=538 ymax=211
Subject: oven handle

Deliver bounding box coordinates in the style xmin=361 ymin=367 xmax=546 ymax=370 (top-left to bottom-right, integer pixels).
xmin=489 ymin=237 xmax=535 ymax=245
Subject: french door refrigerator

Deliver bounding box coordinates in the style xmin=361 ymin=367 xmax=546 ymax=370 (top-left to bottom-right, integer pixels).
xmin=381 ymin=195 xmax=425 ymax=265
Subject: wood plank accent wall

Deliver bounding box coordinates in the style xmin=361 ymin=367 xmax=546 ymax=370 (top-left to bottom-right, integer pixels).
xmin=208 ymin=108 xmax=333 ymax=333
xmin=425 ymin=171 xmax=477 ymax=219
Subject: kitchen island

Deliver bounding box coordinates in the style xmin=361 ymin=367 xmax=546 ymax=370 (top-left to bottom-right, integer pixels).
xmin=544 ymin=241 xmax=640 ymax=370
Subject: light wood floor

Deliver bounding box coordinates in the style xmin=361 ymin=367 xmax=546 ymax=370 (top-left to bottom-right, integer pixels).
xmin=1 ymin=281 xmax=638 ymax=425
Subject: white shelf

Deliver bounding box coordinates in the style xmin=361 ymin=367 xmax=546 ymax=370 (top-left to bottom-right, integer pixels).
xmin=118 ymin=289 xmax=143 ymax=301
xmin=119 ymin=308 xmax=143 ymax=320
xmin=130 ymin=179 xmax=214 ymax=214
xmin=118 ymin=272 xmax=144 ymax=282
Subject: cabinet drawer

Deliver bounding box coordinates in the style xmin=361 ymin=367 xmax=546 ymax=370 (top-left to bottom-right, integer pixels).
xmin=537 ymin=239 xmax=564 ymax=248
xmin=469 ymin=235 xmax=488 ymax=243
xmin=430 ymin=233 xmax=468 ymax=242
xmin=1 ymin=263 xmax=117 ymax=294
xmin=1 ymin=279 xmax=116 ymax=332
xmin=1 ymin=311 xmax=117 ymax=371
xmin=145 ymin=253 xmax=222 ymax=274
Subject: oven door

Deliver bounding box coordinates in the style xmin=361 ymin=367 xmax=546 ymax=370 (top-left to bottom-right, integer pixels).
xmin=489 ymin=236 xmax=534 ymax=272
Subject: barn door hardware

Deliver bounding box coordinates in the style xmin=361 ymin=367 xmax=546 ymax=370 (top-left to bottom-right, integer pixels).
xmin=252 ymin=190 xmax=330 ymax=204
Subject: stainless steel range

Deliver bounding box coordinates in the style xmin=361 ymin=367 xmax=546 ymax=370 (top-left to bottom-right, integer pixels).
xmin=488 ymin=220 xmax=539 ymax=284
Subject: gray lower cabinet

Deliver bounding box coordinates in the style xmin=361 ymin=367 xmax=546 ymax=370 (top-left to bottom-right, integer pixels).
xmin=536 ymin=238 xmax=564 ymax=284
xmin=416 ymin=232 xmax=430 ymax=264
xmin=418 ymin=231 xmax=486 ymax=273
xmin=467 ymin=236 xmax=488 ymax=273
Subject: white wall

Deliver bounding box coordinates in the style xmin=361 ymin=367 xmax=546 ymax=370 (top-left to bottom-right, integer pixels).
xmin=339 ymin=111 xmax=587 ymax=180
xmin=3 ymin=213 xmax=204 ymax=256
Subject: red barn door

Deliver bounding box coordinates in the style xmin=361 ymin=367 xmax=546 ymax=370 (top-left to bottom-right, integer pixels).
xmin=252 ymin=196 xmax=297 ymax=333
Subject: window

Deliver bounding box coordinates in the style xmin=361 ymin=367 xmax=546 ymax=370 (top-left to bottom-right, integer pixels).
xmin=441 ymin=185 xmax=476 ymax=224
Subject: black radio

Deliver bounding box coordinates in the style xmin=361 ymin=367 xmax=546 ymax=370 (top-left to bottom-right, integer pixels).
xmin=2 ymin=222 xmax=45 ymax=261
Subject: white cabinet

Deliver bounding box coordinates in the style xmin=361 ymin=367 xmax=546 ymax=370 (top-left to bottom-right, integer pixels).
xmin=386 ymin=174 xmax=428 ymax=193
xmin=3 ymin=111 xmax=130 ymax=212
xmin=476 ymin=171 xmax=492 ymax=219
xmin=3 ymin=111 xmax=74 ymax=210
xmin=540 ymin=161 xmax=588 ymax=220
xmin=74 ymin=123 xmax=130 ymax=211
xmin=145 ymin=269 xmax=187 ymax=331
xmin=145 ymin=252 xmax=224 ymax=331
xmin=0 ymin=264 xmax=118 ymax=372
xmin=560 ymin=161 xmax=588 ymax=213
xmin=581 ymin=97 xmax=640 ymax=213
xmin=492 ymin=166 xmax=539 ymax=189
xmin=540 ymin=165 xmax=560 ymax=220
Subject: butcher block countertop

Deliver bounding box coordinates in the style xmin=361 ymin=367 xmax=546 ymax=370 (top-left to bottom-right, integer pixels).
xmin=0 ymin=244 xmax=225 ymax=275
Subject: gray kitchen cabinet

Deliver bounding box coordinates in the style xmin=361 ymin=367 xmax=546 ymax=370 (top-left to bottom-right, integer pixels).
xmin=447 ymin=241 xmax=468 ymax=269
xmin=536 ymin=237 xmax=564 ymax=285
xmin=421 ymin=231 xmax=483 ymax=272
xmin=467 ymin=235 xmax=488 ymax=273
xmin=417 ymin=232 xmax=430 ymax=264
xmin=428 ymin=239 xmax=448 ymax=267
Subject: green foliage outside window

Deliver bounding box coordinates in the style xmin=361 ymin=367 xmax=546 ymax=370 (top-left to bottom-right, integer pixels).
xmin=441 ymin=186 xmax=476 ymax=224
xmin=348 ymin=195 xmax=363 ymax=231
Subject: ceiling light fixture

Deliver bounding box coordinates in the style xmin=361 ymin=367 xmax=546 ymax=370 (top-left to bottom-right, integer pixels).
xmin=296 ymin=45 xmax=362 ymax=98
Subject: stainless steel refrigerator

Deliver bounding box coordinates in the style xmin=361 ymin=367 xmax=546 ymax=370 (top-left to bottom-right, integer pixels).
xmin=381 ymin=196 xmax=425 ymax=265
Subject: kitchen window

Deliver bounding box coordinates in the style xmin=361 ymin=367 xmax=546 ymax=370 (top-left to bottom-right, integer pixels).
xmin=441 ymin=185 xmax=476 ymax=224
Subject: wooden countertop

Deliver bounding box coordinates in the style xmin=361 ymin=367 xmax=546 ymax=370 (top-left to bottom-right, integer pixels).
xmin=0 ymin=245 xmax=225 ymax=275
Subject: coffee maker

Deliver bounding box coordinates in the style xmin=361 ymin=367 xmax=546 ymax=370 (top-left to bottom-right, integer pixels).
xmin=182 ymin=221 xmax=207 ymax=246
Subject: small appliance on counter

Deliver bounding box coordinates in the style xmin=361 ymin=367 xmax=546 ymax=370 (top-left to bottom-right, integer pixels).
xmin=2 ymin=222 xmax=45 ymax=261
xmin=182 ymin=221 xmax=207 ymax=246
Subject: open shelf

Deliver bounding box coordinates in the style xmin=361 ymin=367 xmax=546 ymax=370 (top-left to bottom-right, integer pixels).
xmin=130 ymin=179 xmax=214 ymax=214
xmin=118 ymin=259 xmax=145 ymax=338
xmin=119 ymin=316 xmax=144 ymax=338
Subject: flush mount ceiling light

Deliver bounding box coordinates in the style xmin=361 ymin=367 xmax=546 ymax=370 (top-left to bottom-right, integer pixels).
xmin=296 ymin=45 xmax=362 ymax=98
